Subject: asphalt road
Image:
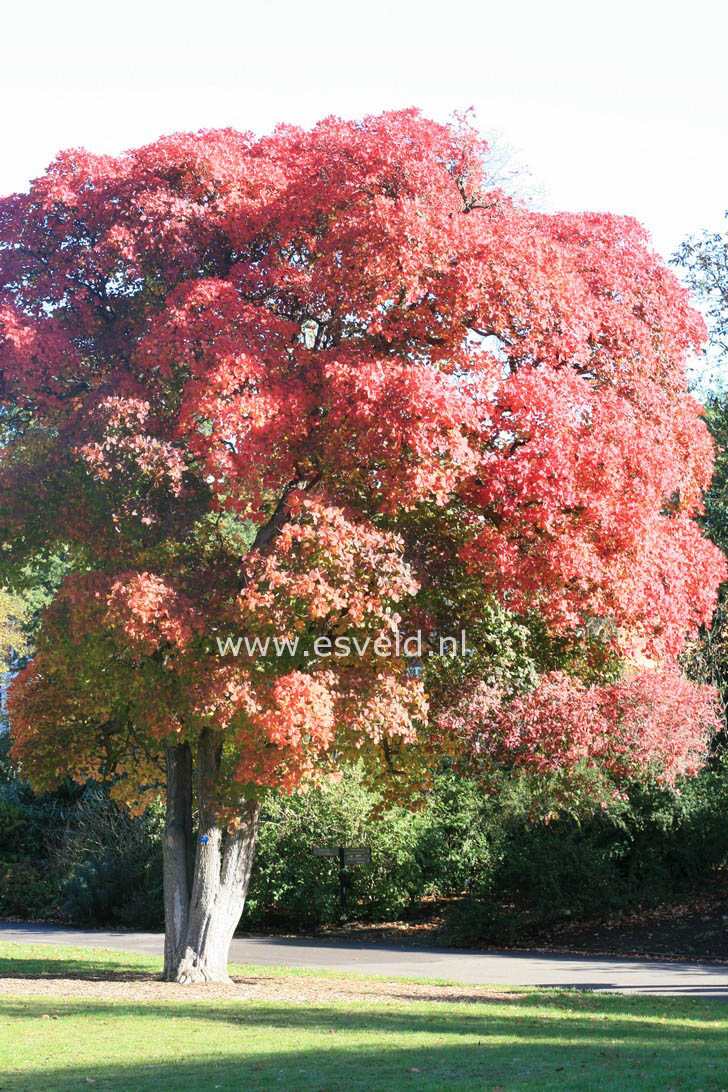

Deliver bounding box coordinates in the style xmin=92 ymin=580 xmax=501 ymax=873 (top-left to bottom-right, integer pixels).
xmin=2 ymin=922 xmax=728 ymax=998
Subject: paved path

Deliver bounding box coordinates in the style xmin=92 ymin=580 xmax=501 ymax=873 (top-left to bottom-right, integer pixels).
xmin=2 ymin=922 xmax=727 ymax=998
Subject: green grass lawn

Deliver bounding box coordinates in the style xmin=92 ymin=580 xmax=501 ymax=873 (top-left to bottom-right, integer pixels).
xmin=1 ymin=944 xmax=727 ymax=1090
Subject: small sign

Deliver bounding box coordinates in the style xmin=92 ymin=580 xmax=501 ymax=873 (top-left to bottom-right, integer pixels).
xmin=341 ymin=847 xmax=371 ymax=867
xmin=311 ymin=845 xmax=371 ymax=915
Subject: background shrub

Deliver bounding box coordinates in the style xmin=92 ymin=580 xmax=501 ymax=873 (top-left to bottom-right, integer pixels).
xmin=436 ymin=757 xmax=728 ymax=944
xmin=245 ymin=767 xmax=424 ymax=929
xmin=0 ymin=735 xmax=163 ymax=926
xmin=2 ymin=732 xmax=728 ymax=939
xmin=57 ymin=791 xmax=164 ymax=928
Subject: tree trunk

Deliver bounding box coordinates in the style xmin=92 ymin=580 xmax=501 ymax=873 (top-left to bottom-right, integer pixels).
xmin=162 ymin=729 xmax=261 ymax=984
xmin=162 ymin=742 xmax=193 ymax=980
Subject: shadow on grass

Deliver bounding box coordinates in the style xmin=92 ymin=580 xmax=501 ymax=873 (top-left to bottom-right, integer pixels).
xmin=2 ymin=992 xmax=727 ymax=1037
xmin=1 ymin=995 xmax=728 ymax=1091
xmin=0 ymin=950 xmax=158 ymax=981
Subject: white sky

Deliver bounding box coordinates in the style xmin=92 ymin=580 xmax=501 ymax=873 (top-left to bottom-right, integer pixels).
xmin=0 ymin=0 xmax=726 ymax=262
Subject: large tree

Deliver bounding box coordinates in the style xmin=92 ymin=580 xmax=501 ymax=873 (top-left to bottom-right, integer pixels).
xmin=1 ymin=111 xmax=723 ymax=981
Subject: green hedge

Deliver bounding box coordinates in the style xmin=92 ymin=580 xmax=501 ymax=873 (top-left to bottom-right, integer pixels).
xmin=3 ymin=730 xmax=728 ymax=941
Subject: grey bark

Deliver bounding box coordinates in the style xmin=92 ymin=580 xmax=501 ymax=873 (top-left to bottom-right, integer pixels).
xmin=162 ymin=742 xmax=193 ymax=979
xmin=162 ymin=728 xmax=261 ymax=984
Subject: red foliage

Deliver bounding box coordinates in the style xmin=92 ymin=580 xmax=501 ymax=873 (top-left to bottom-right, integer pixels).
xmin=439 ymin=665 xmax=720 ymax=786
xmin=1 ymin=110 xmax=723 ymax=803
xmin=106 ymin=572 xmax=202 ymax=654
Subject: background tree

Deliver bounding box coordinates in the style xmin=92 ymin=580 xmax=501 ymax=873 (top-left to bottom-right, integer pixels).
xmin=1 ymin=111 xmax=723 ymax=982
xmin=0 ymin=588 xmax=29 ymax=674
xmin=675 ymin=216 xmax=728 ymax=726
xmin=674 ymin=214 xmax=728 ymax=364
